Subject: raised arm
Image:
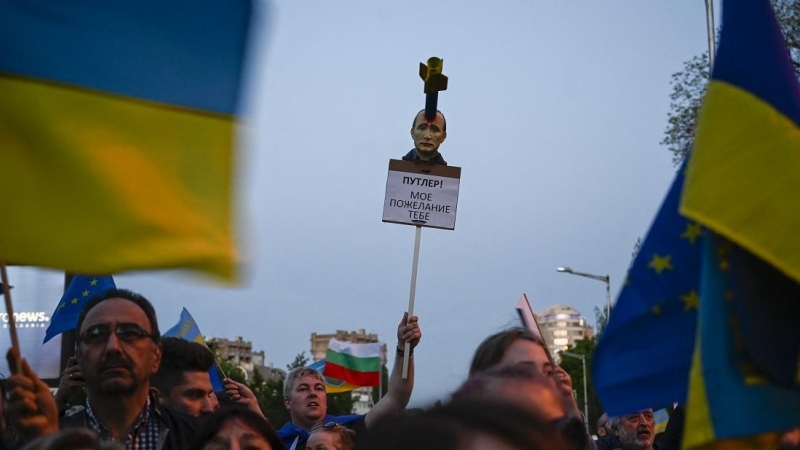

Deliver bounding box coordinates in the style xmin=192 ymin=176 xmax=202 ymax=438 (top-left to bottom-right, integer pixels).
xmin=365 ymin=312 xmax=421 ymax=429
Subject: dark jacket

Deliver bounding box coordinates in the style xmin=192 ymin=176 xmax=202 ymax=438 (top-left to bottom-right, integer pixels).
xmin=60 ymin=403 xmax=198 ymax=450
xmin=402 ymin=149 xmax=447 ymax=166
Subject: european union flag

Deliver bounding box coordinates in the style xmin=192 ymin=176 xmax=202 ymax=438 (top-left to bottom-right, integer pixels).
xmin=43 ymin=275 xmax=115 ymax=344
xmin=164 ymin=307 xmax=223 ymax=391
xmin=593 ymin=163 xmax=703 ymax=415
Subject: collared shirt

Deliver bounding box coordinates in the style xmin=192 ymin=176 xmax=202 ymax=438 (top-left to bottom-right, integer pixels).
xmin=85 ymin=393 xmax=161 ymax=450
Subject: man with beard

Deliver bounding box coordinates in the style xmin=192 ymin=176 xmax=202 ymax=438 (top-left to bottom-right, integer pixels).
xmin=60 ymin=289 xmax=197 ymax=449
xmin=402 ymin=109 xmax=448 ymax=165
xmin=612 ymin=409 xmax=657 ymax=450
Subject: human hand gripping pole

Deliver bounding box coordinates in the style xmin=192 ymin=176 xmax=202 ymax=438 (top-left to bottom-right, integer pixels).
xmin=5 ymin=349 xmax=60 ymax=438
xmin=397 ymin=312 xmax=421 ymax=379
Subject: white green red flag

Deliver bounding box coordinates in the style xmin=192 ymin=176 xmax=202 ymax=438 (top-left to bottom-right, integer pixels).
xmin=324 ymin=338 xmax=382 ymax=387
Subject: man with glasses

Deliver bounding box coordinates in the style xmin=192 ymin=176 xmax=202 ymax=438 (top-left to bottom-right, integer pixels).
xmin=60 ymin=289 xmax=197 ymax=449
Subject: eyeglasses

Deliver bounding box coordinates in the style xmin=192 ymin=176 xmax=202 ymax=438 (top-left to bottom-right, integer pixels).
xmin=78 ymin=323 xmax=154 ymax=346
xmin=312 ymin=422 xmax=353 ymax=444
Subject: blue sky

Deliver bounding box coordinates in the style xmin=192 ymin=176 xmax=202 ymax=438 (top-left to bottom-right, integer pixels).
xmin=9 ymin=1 xmax=720 ymax=406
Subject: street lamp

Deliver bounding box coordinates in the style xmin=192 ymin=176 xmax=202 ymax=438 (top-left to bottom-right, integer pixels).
xmin=557 ymin=267 xmax=611 ymax=321
xmin=560 ymin=351 xmax=588 ymax=428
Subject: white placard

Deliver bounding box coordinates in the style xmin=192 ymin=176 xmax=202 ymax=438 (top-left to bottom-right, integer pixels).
xmin=382 ymin=160 xmax=461 ymax=230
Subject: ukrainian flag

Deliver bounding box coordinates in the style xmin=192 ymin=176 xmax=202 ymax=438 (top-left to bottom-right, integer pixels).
xmin=0 ymin=0 xmax=255 ymax=280
xmin=682 ymin=237 xmax=800 ymax=449
xmin=679 ymin=0 xmax=800 ymax=446
xmin=681 ymin=0 xmax=800 ymax=285
xmin=164 ymin=307 xmax=224 ymax=391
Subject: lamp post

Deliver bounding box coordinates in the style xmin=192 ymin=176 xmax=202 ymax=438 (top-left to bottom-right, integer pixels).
xmin=557 ymin=267 xmax=611 ymax=322
xmin=560 ymin=351 xmax=588 ymax=428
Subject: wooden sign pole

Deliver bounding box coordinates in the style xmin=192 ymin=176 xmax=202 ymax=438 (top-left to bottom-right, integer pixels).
xmin=1 ymin=263 xmax=22 ymax=373
xmin=402 ymin=225 xmax=422 ymax=378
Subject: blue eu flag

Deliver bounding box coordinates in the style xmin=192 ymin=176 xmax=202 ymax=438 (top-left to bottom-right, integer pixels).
xmin=43 ymin=275 xmax=115 ymax=344
xmin=593 ymin=163 xmax=703 ymax=415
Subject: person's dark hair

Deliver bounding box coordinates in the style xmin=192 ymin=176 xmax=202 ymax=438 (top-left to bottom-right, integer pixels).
xmin=76 ymin=289 xmax=160 ymax=343
xmin=151 ymin=337 xmax=216 ymax=396
xmin=355 ymin=398 xmax=586 ymax=450
xmin=454 ymin=362 xmax=546 ymax=400
xmin=411 ymin=109 xmax=447 ymax=132
xmin=191 ymin=406 xmax=285 ymax=450
xmin=469 ymin=327 xmax=550 ymax=376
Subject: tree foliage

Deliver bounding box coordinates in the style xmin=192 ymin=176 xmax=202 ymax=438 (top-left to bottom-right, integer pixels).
xmin=663 ymin=0 xmax=800 ymax=165
xmin=559 ymin=338 xmax=603 ymax=434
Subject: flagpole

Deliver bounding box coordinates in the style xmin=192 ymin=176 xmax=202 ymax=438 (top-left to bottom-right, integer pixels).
xmin=705 ymin=0 xmax=716 ymax=70
xmin=403 ymin=226 xmax=422 ymax=379
xmin=1 ymin=263 xmax=22 ymax=373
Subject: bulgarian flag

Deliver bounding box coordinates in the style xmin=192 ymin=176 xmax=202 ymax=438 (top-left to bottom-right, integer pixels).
xmin=324 ymin=338 xmax=382 ymax=387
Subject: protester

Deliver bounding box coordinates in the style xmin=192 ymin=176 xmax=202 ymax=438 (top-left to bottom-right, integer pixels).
xmin=355 ymin=398 xmax=586 ymax=450
xmin=305 ymin=422 xmax=355 ymax=450
xmin=221 ymin=377 xmax=266 ymax=419
xmin=595 ymin=414 xmax=625 ymax=450
xmin=3 ymin=289 xmax=202 ymax=448
xmin=468 ymin=328 xmax=606 ymax=449
xmin=611 ymin=410 xmax=657 ymax=450
xmin=453 ymin=364 xmax=571 ymax=427
xmin=192 ymin=407 xmax=284 ymax=450
xmin=596 ymin=413 xmax=611 ymax=438
xmin=4 ymin=349 xmax=59 ymax=440
xmin=150 ymin=337 xmax=220 ymax=417
xmin=278 ymin=312 xmax=421 ymax=450
xmin=469 ymin=328 xmax=586 ymax=417
xmin=469 ymin=327 xmax=554 ymax=377
xmin=54 ymin=356 xmax=86 ymax=417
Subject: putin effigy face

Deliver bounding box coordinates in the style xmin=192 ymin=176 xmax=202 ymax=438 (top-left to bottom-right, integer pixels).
xmin=410 ymin=110 xmax=447 ymax=160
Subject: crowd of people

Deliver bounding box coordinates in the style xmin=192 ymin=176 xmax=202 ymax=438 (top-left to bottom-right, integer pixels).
xmin=2 ymin=288 xmax=799 ymax=450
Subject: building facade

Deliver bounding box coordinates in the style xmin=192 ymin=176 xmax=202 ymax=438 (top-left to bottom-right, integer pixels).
xmin=537 ymin=304 xmax=593 ymax=356
xmin=209 ymin=336 xmax=284 ymax=381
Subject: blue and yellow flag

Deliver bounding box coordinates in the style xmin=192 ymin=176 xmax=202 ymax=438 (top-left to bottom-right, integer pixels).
xmin=678 ymin=0 xmax=800 ymax=446
xmin=593 ymin=164 xmax=703 ymax=416
xmin=0 ymin=0 xmax=255 ymax=280
xmin=43 ymin=275 xmax=115 ymax=344
xmin=164 ymin=307 xmax=223 ymax=391
xmin=681 ymin=0 xmax=800 ymax=390
xmin=682 ymin=238 xmax=800 ymax=449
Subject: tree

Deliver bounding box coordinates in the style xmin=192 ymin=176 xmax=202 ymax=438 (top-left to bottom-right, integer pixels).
xmin=558 ymin=338 xmax=603 ymax=434
xmin=287 ymin=352 xmax=309 ymax=370
xmin=663 ymin=0 xmax=800 ymax=165
xmin=370 ymin=365 xmax=390 ymax=405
